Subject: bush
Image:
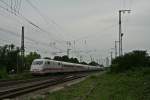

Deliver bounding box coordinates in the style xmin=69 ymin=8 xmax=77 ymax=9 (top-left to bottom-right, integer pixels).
xmin=111 ymin=50 xmax=150 ymax=73
xmin=0 ymin=67 xmax=8 ymax=79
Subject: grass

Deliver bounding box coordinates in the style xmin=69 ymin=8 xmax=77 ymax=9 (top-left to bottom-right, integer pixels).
xmin=0 ymin=67 xmax=9 ymax=79
xmin=7 ymin=71 xmax=34 ymax=80
xmin=0 ymin=67 xmax=33 ymax=80
xmin=37 ymin=67 xmax=150 ymax=100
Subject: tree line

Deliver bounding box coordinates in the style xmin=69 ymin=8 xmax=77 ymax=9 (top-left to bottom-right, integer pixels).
xmin=53 ymin=55 xmax=100 ymax=66
xmin=0 ymin=44 xmax=40 ymax=73
xmin=111 ymin=50 xmax=150 ymax=73
xmin=0 ymin=44 xmax=100 ymax=74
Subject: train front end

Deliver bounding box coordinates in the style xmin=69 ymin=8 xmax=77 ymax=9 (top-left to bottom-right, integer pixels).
xmin=30 ymin=59 xmax=45 ymax=75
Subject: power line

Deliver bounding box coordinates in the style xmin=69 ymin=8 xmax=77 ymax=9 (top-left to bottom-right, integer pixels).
xmin=0 ymin=26 xmax=66 ymax=54
xmin=73 ymin=24 xmax=117 ymax=42
xmin=25 ymin=0 xmax=48 ymax=25
xmin=0 ymin=0 xmax=15 ymax=14
xmin=0 ymin=20 xmax=66 ymax=52
xmin=18 ymin=0 xmax=22 ymax=13
xmin=0 ymin=1 xmax=69 ymax=53
xmin=0 ymin=1 xmax=67 ymax=55
xmin=25 ymin=0 xmax=67 ymax=43
xmin=0 ymin=26 xmax=46 ymax=46
xmin=0 ymin=1 xmax=65 ymax=44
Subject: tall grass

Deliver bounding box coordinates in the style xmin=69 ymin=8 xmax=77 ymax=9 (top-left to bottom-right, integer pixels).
xmin=0 ymin=67 xmax=8 ymax=79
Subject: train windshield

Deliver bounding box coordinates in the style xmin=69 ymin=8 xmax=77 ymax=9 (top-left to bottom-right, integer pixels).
xmin=32 ymin=61 xmax=43 ymax=65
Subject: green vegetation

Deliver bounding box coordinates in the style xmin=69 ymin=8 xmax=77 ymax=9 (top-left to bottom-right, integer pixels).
xmin=89 ymin=61 xmax=99 ymax=66
xmin=33 ymin=50 xmax=150 ymax=100
xmin=0 ymin=44 xmax=20 ymax=73
xmin=53 ymin=55 xmax=100 ymax=66
xmin=111 ymin=50 xmax=150 ymax=73
xmin=0 ymin=67 xmax=9 ymax=79
xmin=54 ymin=55 xmax=80 ymax=63
xmin=0 ymin=44 xmax=101 ymax=79
xmin=0 ymin=44 xmax=40 ymax=79
xmin=7 ymin=72 xmax=34 ymax=80
xmin=0 ymin=68 xmax=33 ymax=80
xmin=25 ymin=52 xmax=41 ymax=70
xmin=34 ymin=67 xmax=149 ymax=100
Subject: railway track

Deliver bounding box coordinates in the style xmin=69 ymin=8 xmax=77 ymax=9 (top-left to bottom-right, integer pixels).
xmin=0 ymin=76 xmax=56 ymax=87
xmin=0 ymin=73 xmax=87 ymax=99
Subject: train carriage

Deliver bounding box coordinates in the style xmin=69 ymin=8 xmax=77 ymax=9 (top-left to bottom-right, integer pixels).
xmin=30 ymin=59 xmax=102 ymax=75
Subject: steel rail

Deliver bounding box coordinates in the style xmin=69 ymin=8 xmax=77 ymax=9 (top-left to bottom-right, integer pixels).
xmin=0 ymin=73 xmax=87 ymax=99
xmin=0 ymin=76 xmax=59 ymax=87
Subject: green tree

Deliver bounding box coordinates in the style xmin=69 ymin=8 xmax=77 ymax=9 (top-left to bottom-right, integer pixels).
xmin=69 ymin=58 xmax=79 ymax=63
xmin=43 ymin=57 xmax=51 ymax=60
xmin=80 ymin=61 xmax=88 ymax=65
xmin=53 ymin=56 xmax=62 ymax=61
xmin=111 ymin=50 xmax=150 ymax=73
xmin=53 ymin=55 xmax=80 ymax=64
xmin=62 ymin=55 xmax=69 ymax=62
xmin=0 ymin=44 xmax=20 ymax=73
xmin=89 ymin=61 xmax=99 ymax=66
xmin=25 ymin=52 xmax=41 ymax=70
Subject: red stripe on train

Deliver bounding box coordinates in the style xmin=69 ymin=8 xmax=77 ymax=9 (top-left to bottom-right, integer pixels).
xmin=42 ymin=67 xmax=63 ymax=71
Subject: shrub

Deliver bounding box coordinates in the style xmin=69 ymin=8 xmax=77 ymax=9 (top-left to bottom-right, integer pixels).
xmin=111 ymin=50 xmax=150 ymax=73
xmin=0 ymin=67 xmax=8 ymax=79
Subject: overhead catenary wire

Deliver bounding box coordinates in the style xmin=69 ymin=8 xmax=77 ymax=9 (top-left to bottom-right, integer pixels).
xmin=10 ymin=0 xmax=12 ymax=13
xmin=0 ymin=10 xmax=66 ymax=53
xmin=0 ymin=1 xmax=121 ymax=60
xmin=0 ymin=3 xmax=67 ymax=53
xmin=0 ymin=0 xmax=63 ymax=41
xmin=0 ymin=27 xmax=44 ymax=45
xmin=25 ymin=0 xmax=48 ymax=25
xmin=0 ymin=26 xmax=65 ymax=54
xmin=25 ymin=0 xmax=67 ymax=43
xmin=0 ymin=1 xmax=66 ymax=44
xmin=71 ymin=24 xmax=117 ymax=43
xmin=17 ymin=0 xmax=22 ymax=13
xmin=0 ymin=0 xmax=21 ymax=15
xmin=27 ymin=0 xmax=71 ymax=40
xmin=0 ymin=0 xmax=14 ymax=14
xmin=0 ymin=1 xmax=82 ymax=58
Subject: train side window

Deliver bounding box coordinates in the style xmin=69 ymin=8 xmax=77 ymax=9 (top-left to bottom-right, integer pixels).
xmin=58 ymin=63 xmax=60 ymax=65
xmin=47 ymin=61 xmax=50 ymax=64
xmin=45 ymin=61 xmax=50 ymax=65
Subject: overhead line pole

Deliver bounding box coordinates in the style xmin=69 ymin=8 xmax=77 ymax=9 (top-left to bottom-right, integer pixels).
xmin=118 ymin=10 xmax=131 ymax=56
xmin=21 ymin=26 xmax=24 ymax=72
xmin=119 ymin=10 xmax=121 ymax=56
xmin=115 ymin=41 xmax=119 ymax=58
xmin=110 ymin=51 xmax=113 ymax=64
xmin=67 ymin=49 xmax=71 ymax=58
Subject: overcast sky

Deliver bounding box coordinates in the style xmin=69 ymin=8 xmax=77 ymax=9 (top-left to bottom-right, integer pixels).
xmin=0 ymin=0 xmax=150 ymax=63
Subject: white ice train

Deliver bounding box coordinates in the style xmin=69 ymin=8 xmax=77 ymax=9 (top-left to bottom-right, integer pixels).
xmin=30 ymin=59 xmax=102 ymax=75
